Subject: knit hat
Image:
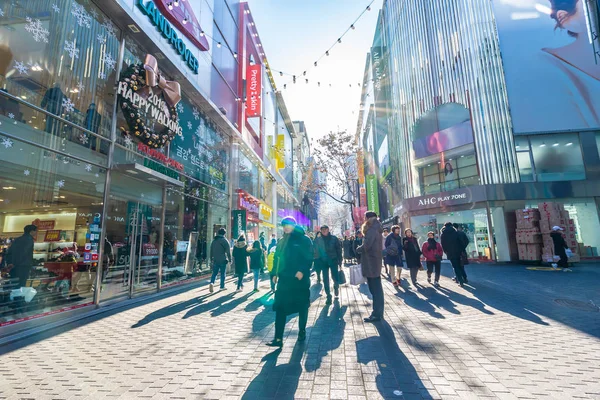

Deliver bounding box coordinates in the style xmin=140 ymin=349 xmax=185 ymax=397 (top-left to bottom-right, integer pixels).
xmin=281 ymin=216 xmax=297 ymax=226
xmin=365 ymin=211 xmax=377 ymax=219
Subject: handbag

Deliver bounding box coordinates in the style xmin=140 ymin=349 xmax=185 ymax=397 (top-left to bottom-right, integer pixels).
xmin=337 ymin=267 xmax=347 ymax=284
xmin=565 ymin=248 xmax=573 ymax=258
xmin=435 ymin=254 xmax=443 ymax=261
xmin=349 ymin=264 xmax=366 ymax=285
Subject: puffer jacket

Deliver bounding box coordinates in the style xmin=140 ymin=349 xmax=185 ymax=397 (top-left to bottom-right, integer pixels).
xmin=421 ymin=239 xmax=443 ymax=262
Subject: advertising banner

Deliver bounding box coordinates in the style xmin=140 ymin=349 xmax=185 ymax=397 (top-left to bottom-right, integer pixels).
xmin=357 ymin=149 xmax=365 ymax=184
xmin=492 ymin=0 xmax=600 ymax=133
xmin=246 ymin=64 xmax=262 ymax=117
xmin=276 ymin=134 xmax=285 ymax=169
xmin=44 ymin=230 xmax=61 ymax=242
xmin=366 ymin=174 xmax=380 ymax=215
xmin=413 ymin=120 xmax=474 ymax=159
xmin=232 ymin=210 xmax=247 ymax=240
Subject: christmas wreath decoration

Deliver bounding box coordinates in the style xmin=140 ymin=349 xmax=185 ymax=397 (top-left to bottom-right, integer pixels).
xmin=117 ymin=55 xmax=182 ymax=149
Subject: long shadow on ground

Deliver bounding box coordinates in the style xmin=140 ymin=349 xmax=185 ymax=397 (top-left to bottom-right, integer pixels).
xmin=242 ymin=343 xmax=305 ymax=400
xmin=304 ymin=299 xmax=347 ymax=372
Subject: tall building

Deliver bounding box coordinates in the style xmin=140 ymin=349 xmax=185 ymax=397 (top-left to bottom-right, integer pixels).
xmin=359 ymin=0 xmax=600 ymax=262
xmin=0 ymin=0 xmax=299 ymax=334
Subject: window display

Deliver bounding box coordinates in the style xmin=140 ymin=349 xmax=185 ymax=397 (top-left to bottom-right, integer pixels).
xmin=0 ymin=137 xmax=106 ymax=325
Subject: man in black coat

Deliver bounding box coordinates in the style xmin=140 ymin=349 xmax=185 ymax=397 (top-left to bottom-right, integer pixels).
xmin=453 ymin=223 xmax=470 ymax=283
xmin=6 ymin=225 xmax=37 ymax=287
xmin=441 ymin=222 xmax=467 ymax=287
xmin=313 ymin=225 xmax=343 ymax=304
xmin=267 ymin=217 xmax=313 ymax=347
xmin=209 ymin=228 xmax=232 ymax=293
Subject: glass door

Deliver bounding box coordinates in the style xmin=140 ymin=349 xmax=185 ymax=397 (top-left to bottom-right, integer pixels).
xmin=127 ymin=201 xmax=160 ymax=296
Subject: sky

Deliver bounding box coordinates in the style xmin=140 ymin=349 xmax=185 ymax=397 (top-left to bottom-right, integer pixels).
xmin=248 ymin=0 xmax=384 ymax=142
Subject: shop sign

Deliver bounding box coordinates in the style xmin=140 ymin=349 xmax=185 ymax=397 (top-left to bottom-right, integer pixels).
xmin=246 ymin=64 xmax=262 ymax=117
xmin=143 ymin=243 xmax=159 ymax=256
xmin=404 ymin=186 xmax=488 ymax=211
xmin=32 ymin=219 xmax=55 ymax=231
xmin=83 ymin=253 xmax=92 ymax=263
xmin=136 ymin=0 xmax=200 ymax=74
xmin=359 ymin=187 xmax=368 ymax=208
xmin=357 ymin=149 xmax=365 ymax=185
xmin=232 ymin=210 xmax=247 ymax=240
xmin=139 ymin=143 xmax=184 ymax=171
xmin=366 ymin=174 xmax=380 ymax=215
xmin=44 ymin=230 xmax=61 ymax=242
xmin=238 ymin=192 xmax=259 ymax=214
xmin=275 ymin=134 xmax=285 ymax=170
xmin=259 ymin=204 xmax=273 ymax=223
xmin=143 ymin=158 xmax=180 ymax=180
xmin=91 ymin=252 xmax=99 ymax=261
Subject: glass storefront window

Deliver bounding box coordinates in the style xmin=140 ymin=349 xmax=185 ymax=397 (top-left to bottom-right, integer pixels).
xmin=418 ymin=153 xmax=480 ymax=195
xmin=239 ymin=151 xmax=258 ymax=197
xmin=529 ymin=134 xmax=585 ymax=181
xmin=0 ymin=1 xmax=120 ymax=140
xmin=0 ymin=136 xmax=106 ymax=324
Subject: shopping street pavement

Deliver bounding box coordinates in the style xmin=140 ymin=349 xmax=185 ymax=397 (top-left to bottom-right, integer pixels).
xmin=1 ymin=263 xmax=600 ymax=400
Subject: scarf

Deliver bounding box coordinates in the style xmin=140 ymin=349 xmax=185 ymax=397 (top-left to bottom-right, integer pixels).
xmin=427 ymin=238 xmax=437 ymax=251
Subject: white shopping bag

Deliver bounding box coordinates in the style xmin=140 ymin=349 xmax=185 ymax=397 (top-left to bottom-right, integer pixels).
xmin=565 ymin=248 xmax=574 ymax=258
xmin=349 ymin=264 xmax=366 ymax=285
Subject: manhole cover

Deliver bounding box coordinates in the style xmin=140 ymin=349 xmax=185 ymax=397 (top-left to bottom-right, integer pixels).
xmin=554 ymin=299 xmax=599 ymax=312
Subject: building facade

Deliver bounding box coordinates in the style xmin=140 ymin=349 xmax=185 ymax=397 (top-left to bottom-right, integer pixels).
xmin=359 ymin=0 xmax=600 ymax=262
xmin=0 ymin=0 xmax=298 ymax=335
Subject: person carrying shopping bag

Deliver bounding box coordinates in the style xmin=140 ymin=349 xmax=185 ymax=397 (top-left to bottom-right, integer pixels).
xmin=248 ymin=240 xmax=266 ymax=292
xmin=422 ymin=231 xmax=443 ymax=286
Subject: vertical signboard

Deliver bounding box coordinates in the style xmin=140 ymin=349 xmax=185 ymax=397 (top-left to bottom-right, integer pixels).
xmin=275 ymin=134 xmax=285 ymax=169
xmin=232 ymin=210 xmax=247 ymax=240
xmin=357 ymin=148 xmax=365 ymax=185
xmin=366 ymin=174 xmax=380 ymax=215
xmin=246 ymin=64 xmax=262 ymax=117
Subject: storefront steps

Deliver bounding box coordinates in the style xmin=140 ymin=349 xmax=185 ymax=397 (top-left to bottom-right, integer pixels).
xmin=0 ymin=275 xmax=238 ymax=347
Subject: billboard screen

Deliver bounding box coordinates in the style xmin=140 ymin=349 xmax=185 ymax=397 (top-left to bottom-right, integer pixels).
xmin=493 ymin=0 xmax=600 ymax=134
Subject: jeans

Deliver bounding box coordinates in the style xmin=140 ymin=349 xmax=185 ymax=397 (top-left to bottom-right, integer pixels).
xmin=366 ymin=276 xmax=384 ymax=319
xmin=210 ymin=263 xmax=227 ymax=289
xmin=426 ymin=261 xmax=441 ymax=282
xmin=236 ymin=273 xmax=245 ymax=290
xmin=318 ymin=260 xmax=339 ymax=297
xmin=252 ymin=269 xmax=260 ymax=290
xmin=450 ymin=257 xmax=467 ymax=284
xmin=274 ymin=307 xmax=308 ymax=340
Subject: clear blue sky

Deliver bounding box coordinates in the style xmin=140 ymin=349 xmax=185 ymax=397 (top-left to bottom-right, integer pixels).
xmin=247 ymin=0 xmax=383 ymax=140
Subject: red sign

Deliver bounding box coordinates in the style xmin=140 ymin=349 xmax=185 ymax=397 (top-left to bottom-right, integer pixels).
xmin=137 ymin=143 xmax=184 ymax=171
xmin=91 ymin=252 xmax=99 ymax=261
xmin=154 ymin=0 xmax=210 ymax=51
xmin=246 ymin=64 xmax=262 ymax=117
xmin=143 ymin=244 xmax=159 ymax=257
xmin=44 ymin=230 xmax=61 ymax=242
xmin=33 ymin=219 xmax=55 ymax=231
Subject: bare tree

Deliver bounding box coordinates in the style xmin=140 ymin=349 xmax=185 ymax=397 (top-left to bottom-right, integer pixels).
xmin=300 ymin=130 xmax=359 ymax=223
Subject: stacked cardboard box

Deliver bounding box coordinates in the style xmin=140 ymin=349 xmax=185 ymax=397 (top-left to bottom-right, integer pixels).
xmin=515 ymin=209 xmax=542 ymax=261
xmin=537 ymin=202 xmax=580 ymax=263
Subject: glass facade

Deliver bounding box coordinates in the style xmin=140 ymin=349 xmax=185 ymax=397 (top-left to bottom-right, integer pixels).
xmin=382 ymin=0 xmax=519 ymax=199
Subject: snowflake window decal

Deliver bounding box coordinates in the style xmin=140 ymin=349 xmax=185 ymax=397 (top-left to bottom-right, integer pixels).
xmin=79 ymin=134 xmax=89 ymax=145
xmin=24 ymin=17 xmax=49 ymax=43
xmin=64 ymin=40 xmax=80 ymax=59
xmin=101 ymin=52 xmax=116 ymax=71
xmin=14 ymin=61 xmax=29 ymax=75
xmin=71 ymin=2 xmax=91 ymax=28
xmin=62 ymin=97 xmax=75 ymax=113
xmin=2 ymin=138 xmax=13 ymax=148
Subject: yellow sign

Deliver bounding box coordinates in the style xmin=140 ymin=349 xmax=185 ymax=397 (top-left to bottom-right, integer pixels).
xmin=276 ymin=134 xmax=285 ymax=170
xmin=357 ymin=149 xmax=365 ymax=185
xmin=260 ymin=203 xmax=273 ymax=222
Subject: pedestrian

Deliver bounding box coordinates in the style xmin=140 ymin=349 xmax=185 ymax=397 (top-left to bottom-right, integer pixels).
xmin=313 ymin=231 xmax=322 ymax=283
xmin=422 ymin=231 xmax=443 ymax=286
xmin=384 ymin=225 xmax=403 ymax=286
xmin=268 ymin=234 xmax=277 ymax=254
xmin=267 ymin=244 xmax=277 ymax=292
xmin=343 ymin=236 xmax=353 ymax=265
xmin=453 ymin=223 xmax=470 ymax=283
xmin=440 ymin=222 xmax=468 ymax=287
xmin=382 ymin=228 xmax=390 ymax=276
xmin=353 ymin=230 xmax=364 ymax=264
xmin=550 ymin=226 xmax=571 ymax=271
xmin=356 ymin=211 xmax=384 ymax=323
xmin=209 ymin=228 xmax=232 ymax=293
xmin=5 ymin=224 xmax=37 ymax=287
xmin=267 ymin=217 xmax=313 ymax=347
xmin=259 ymin=232 xmax=267 ymax=252
xmin=314 ymin=225 xmax=343 ymax=305
xmin=248 ymin=240 xmax=266 ymax=292
xmin=349 ymin=235 xmax=357 ymax=263
xmin=232 ymin=235 xmax=249 ymax=291
xmin=402 ymin=228 xmax=422 ymax=286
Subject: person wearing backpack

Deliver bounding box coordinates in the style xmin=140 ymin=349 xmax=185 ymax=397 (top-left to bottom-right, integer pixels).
xmin=422 ymin=231 xmax=443 ymax=286
xmin=384 ymin=225 xmax=403 ymax=286
xmin=249 ymin=240 xmax=266 ymax=292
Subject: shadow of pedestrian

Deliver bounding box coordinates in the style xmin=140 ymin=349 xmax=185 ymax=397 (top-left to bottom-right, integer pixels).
xmin=435 ymin=286 xmax=494 ymax=316
xmin=394 ymin=289 xmax=446 ymax=319
xmin=356 ymin=320 xmax=429 ymax=399
xmin=304 ymin=299 xmax=347 ymax=372
xmin=242 ymin=343 xmax=305 ymax=400
xmin=131 ymin=292 xmax=216 ymax=328
xmin=310 ymin=282 xmax=323 ymax=303
xmin=359 ymin=282 xmax=372 ymax=299
xmin=211 ymin=292 xmax=253 ymax=317
xmin=182 ymin=292 xmax=236 ymax=319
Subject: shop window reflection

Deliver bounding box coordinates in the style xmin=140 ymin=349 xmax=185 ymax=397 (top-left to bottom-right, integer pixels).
xmin=529 ymin=134 xmax=585 ymax=182
xmin=418 ymin=153 xmax=480 ymax=195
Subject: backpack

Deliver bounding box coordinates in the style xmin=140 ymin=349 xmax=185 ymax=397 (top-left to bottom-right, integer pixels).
xmin=387 ymin=237 xmax=399 ymax=257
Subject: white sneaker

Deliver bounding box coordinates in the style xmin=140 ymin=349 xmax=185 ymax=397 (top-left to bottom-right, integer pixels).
xmin=563 ymin=268 xmax=572 ymax=272
xmin=551 ymin=263 xmax=558 ymax=270
xmin=209 ymin=283 xmax=214 ymax=293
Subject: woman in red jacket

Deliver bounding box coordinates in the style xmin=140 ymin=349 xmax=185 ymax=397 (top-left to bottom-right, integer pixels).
xmin=421 ymin=231 xmax=443 ymax=286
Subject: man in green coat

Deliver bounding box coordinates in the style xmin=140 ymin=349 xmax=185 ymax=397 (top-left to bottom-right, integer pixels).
xmin=267 ymin=217 xmax=313 ymax=347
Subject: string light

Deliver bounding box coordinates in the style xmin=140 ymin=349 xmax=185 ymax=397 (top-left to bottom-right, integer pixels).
xmin=337 ymin=38 xmax=342 ymax=43
xmin=167 ymin=2 xmax=173 ymax=10
xmin=233 ymin=52 xmax=238 ymax=58
xmin=174 ymin=0 xmax=179 ymax=5
xmin=216 ymin=42 xmax=221 ymax=48
xmin=182 ymin=17 xmax=188 ymax=24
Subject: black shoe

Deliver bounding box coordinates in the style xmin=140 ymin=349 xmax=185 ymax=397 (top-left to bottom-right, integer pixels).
xmin=326 ymin=296 xmax=332 ymax=305
xmin=334 ymin=286 xmax=339 ymax=298
xmin=464 ymin=278 xmax=469 ymax=284
xmin=298 ymin=330 xmax=306 ymax=341
xmin=266 ymin=339 xmax=283 ymax=347
xmin=364 ymin=316 xmax=381 ymax=323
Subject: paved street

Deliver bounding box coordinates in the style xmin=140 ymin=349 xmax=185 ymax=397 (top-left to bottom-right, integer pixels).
xmin=1 ymin=263 xmax=600 ymax=400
